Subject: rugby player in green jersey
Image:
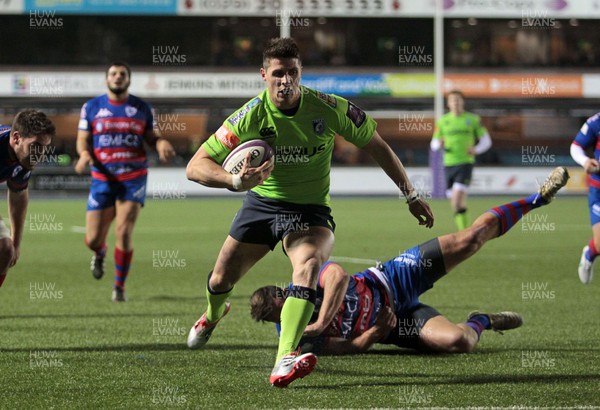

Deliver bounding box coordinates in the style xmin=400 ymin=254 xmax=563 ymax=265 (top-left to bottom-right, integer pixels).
xmin=185 ymin=37 xmax=434 ymax=387
xmin=430 ymin=90 xmax=492 ymax=230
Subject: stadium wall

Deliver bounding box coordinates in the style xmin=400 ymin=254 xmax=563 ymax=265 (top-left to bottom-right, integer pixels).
xmin=137 ymin=166 xmax=584 ymax=198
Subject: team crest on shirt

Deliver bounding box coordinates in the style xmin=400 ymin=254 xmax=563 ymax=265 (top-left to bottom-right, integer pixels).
xmin=312 ymin=119 xmax=326 ymax=135
xmin=125 ymin=106 xmax=138 ymax=117
xmin=94 ymin=108 xmax=113 ymax=118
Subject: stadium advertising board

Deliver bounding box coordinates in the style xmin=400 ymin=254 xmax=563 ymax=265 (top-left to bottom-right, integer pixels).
xmin=178 ymin=0 xmax=600 ymax=17
xmin=0 ymin=71 xmax=596 ymax=98
xmin=23 ymin=0 xmax=177 ymax=14
xmin=0 ymin=0 xmax=23 ymax=14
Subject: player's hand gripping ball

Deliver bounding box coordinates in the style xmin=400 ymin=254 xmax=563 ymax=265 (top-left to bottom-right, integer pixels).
xmin=222 ymin=140 xmax=274 ymax=175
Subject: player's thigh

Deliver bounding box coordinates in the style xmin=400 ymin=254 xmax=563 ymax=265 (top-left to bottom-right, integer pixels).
xmin=212 ymin=235 xmax=271 ymax=286
xmin=418 ymin=315 xmax=466 ymax=352
xmin=86 ymin=208 xmax=116 ymax=241
xmin=115 ymin=200 xmax=142 ymax=230
xmin=284 ymin=227 xmax=335 ymax=264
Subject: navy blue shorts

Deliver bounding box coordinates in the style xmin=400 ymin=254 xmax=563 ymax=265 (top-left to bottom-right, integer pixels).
xmin=229 ymin=191 xmax=336 ymax=250
xmin=445 ymin=163 xmax=474 ymax=190
xmin=87 ymin=176 xmax=147 ymax=211
xmin=588 ymin=186 xmax=600 ymax=226
xmin=379 ymin=238 xmax=446 ymax=350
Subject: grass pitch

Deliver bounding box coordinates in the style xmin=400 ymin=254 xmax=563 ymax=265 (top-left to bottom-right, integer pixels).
xmin=1 ymin=195 xmax=599 ymax=409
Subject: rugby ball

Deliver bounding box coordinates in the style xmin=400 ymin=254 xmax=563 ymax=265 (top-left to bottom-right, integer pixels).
xmin=222 ymin=140 xmax=274 ymax=175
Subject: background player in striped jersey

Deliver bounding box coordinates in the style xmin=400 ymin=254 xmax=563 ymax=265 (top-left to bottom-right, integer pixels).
xmin=0 ymin=110 xmax=55 ymax=287
xmin=75 ymin=62 xmax=175 ymax=302
xmin=251 ymin=167 xmax=568 ymax=355
xmin=430 ymin=90 xmax=492 ymax=230
xmin=185 ymin=37 xmax=434 ymax=387
xmin=571 ymin=112 xmax=600 ymax=284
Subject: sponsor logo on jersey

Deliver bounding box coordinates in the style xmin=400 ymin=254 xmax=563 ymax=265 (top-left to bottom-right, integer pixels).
xmin=259 ymin=126 xmax=276 ymax=137
xmin=316 ymin=91 xmax=337 ymax=108
xmin=12 ymin=165 xmax=23 ymax=178
xmin=312 ymin=119 xmax=326 ymax=135
xmin=125 ymin=106 xmax=138 ymax=117
xmin=95 ymin=108 xmax=113 ymax=118
xmin=97 ymin=134 xmax=142 ymax=148
xmin=94 ymin=119 xmax=145 ymax=135
xmin=228 ymin=97 xmax=261 ymax=126
xmin=98 ymin=151 xmax=139 ymax=161
xmin=346 ymin=101 xmax=366 ymax=128
xmin=215 ymin=125 xmax=240 ymax=150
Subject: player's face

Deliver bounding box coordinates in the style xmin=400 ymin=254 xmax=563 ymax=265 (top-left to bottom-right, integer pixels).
xmin=11 ymin=132 xmax=53 ymax=170
xmin=447 ymin=93 xmax=464 ymax=115
xmin=261 ymin=58 xmax=302 ymax=110
xmin=106 ymin=65 xmax=131 ymax=96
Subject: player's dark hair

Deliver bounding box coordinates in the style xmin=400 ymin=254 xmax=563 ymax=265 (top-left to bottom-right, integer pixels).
xmin=262 ymin=37 xmax=301 ymax=68
xmin=106 ymin=61 xmax=131 ymax=78
xmin=250 ymin=286 xmax=285 ymax=322
xmin=11 ymin=110 xmax=55 ymax=138
xmin=447 ymin=89 xmax=465 ymax=99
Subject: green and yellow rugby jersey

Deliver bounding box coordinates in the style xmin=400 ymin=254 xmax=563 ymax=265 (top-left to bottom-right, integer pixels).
xmin=202 ymin=86 xmax=377 ymax=206
xmin=432 ymin=112 xmax=487 ymax=166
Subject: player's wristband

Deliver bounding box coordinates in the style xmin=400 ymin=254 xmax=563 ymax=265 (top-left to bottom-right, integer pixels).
xmin=231 ymin=174 xmax=242 ymax=191
xmin=405 ymin=191 xmax=419 ymax=204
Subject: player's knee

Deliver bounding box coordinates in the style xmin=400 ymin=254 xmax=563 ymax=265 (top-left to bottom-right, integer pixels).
xmin=115 ymin=224 xmax=133 ymax=244
xmin=85 ymin=236 xmax=103 ymax=250
xmin=295 ymin=257 xmax=321 ymax=285
xmin=444 ymin=330 xmax=475 ymax=353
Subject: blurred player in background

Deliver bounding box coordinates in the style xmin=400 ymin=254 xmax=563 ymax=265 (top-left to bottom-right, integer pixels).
xmin=251 ymin=167 xmax=569 ymax=355
xmin=431 ymin=90 xmax=492 ymax=230
xmin=75 ymin=62 xmax=175 ymax=302
xmin=571 ymin=112 xmax=600 ymax=284
xmin=0 ymin=110 xmax=55 ymax=287
xmin=185 ymin=37 xmax=434 ymax=387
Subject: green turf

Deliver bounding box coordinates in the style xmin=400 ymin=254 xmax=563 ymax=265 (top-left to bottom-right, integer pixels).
xmin=1 ymin=195 xmax=599 ymax=409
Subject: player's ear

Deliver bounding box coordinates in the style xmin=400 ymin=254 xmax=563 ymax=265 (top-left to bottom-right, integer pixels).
xmin=260 ymin=67 xmax=267 ymax=81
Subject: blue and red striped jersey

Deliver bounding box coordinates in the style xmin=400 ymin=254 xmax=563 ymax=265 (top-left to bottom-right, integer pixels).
xmin=79 ymin=94 xmax=154 ymax=182
xmin=0 ymin=127 xmax=32 ymax=192
xmin=573 ymin=112 xmax=600 ymax=188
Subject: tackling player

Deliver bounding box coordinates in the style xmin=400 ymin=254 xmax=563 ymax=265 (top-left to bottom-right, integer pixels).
xmin=75 ymin=62 xmax=175 ymax=302
xmin=430 ymin=90 xmax=492 ymax=230
xmin=0 ymin=110 xmax=55 ymax=287
xmin=251 ymin=167 xmax=569 ymax=356
xmin=571 ymin=112 xmax=600 ymax=284
xmin=185 ymin=37 xmax=435 ymax=387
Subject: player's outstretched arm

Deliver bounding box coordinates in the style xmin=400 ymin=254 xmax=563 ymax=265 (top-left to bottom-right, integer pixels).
xmin=362 ymin=131 xmax=434 ymax=228
xmin=186 ymin=147 xmax=273 ymax=191
xmin=318 ymin=306 xmax=397 ymax=355
xmin=7 ymin=188 xmax=28 ymax=268
xmin=303 ymin=263 xmax=349 ymax=337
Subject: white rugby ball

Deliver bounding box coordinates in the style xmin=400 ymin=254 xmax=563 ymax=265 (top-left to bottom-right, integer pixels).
xmin=222 ymin=140 xmax=274 ymax=175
